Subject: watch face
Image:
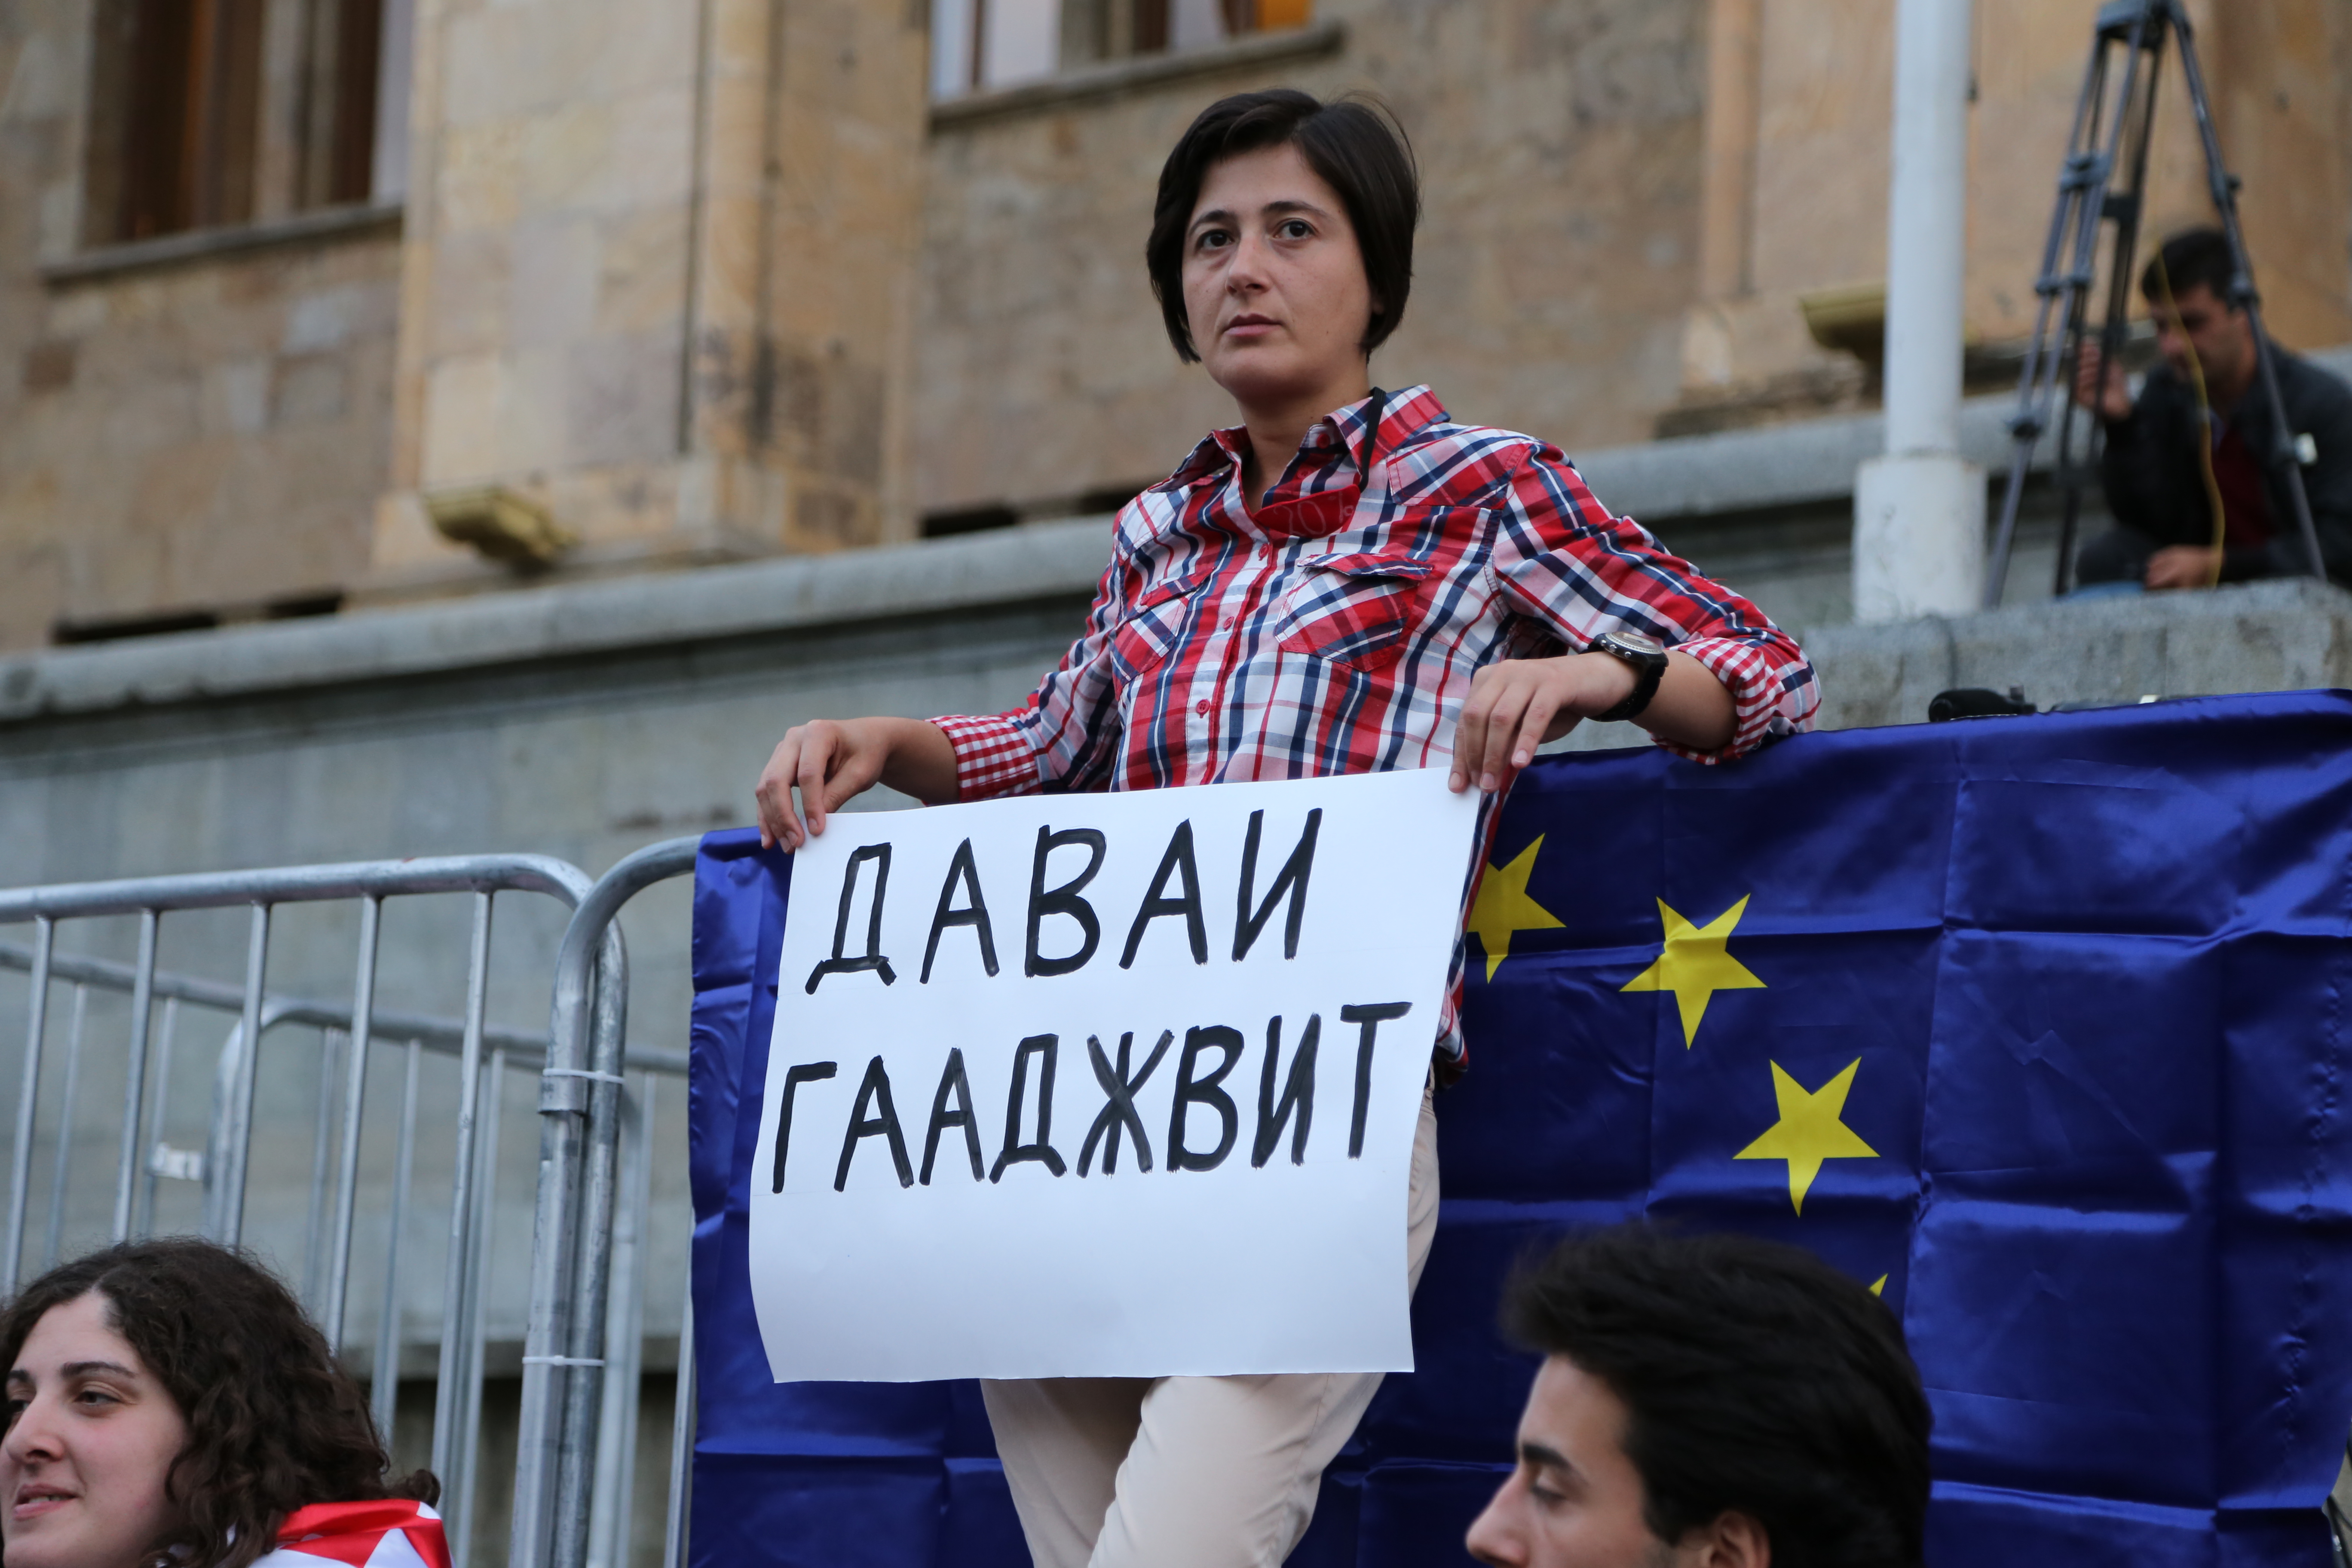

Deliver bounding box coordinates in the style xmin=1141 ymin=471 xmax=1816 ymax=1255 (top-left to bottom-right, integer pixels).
xmin=1601 ymin=631 xmax=1665 ymax=658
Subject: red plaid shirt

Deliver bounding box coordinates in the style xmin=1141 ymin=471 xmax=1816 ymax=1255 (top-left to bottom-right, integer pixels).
xmin=933 ymin=386 xmax=1816 ymax=1060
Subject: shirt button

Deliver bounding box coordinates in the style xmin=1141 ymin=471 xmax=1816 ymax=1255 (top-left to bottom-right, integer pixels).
xmin=1195 ymin=699 xmax=1213 ymax=716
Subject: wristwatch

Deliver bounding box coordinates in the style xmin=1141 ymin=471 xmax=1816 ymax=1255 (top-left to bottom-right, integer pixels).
xmin=1588 ymin=631 xmax=1669 ymax=723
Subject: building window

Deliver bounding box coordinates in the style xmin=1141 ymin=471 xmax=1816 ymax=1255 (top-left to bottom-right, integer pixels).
xmin=110 ymin=0 xmax=267 ymax=238
xmin=931 ymin=0 xmax=1314 ymax=98
xmin=82 ymin=0 xmax=415 ymax=246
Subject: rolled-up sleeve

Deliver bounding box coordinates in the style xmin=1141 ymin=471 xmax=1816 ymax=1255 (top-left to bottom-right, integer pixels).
xmin=1486 ymin=442 xmax=1818 ymax=761
xmin=930 ymin=712 xmax=1044 ymax=802
xmin=930 ymin=547 xmax=1135 ymax=800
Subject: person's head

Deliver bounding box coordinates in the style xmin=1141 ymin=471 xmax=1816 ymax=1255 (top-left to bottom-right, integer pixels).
xmin=1145 ymin=89 xmax=1418 ymax=416
xmin=1 ymin=1239 xmax=435 ymax=1568
xmin=2139 ymin=227 xmax=2257 ymax=399
xmin=1466 ymin=1226 xmax=1930 ymax=1568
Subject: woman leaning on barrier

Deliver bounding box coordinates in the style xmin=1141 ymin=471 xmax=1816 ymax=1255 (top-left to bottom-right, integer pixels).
xmin=0 ymin=1238 xmax=447 ymax=1568
xmin=755 ymin=87 xmax=1815 ymax=1568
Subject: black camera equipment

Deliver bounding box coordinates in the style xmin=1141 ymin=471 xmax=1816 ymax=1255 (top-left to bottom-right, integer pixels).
xmin=1980 ymin=0 xmax=2325 ymax=605
xmin=1926 ymin=687 xmax=2037 ymax=723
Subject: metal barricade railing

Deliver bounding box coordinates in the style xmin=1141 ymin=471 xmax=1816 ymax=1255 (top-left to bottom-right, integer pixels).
xmin=508 ymin=837 xmax=703 ymax=1568
xmin=0 ymin=854 xmax=695 ymax=1568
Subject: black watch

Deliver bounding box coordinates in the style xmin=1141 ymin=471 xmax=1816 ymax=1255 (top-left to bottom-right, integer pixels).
xmin=1589 ymin=631 xmax=1669 ymax=722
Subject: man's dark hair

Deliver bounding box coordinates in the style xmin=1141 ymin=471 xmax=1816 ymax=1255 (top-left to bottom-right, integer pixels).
xmin=1145 ymin=89 xmax=1418 ymax=363
xmin=1503 ymin=1225 xmax=1931 ymax=1568
xmin=2141 ymin=226 xmax=2243 ymax=309
xmin=0 ymin=1237 xmax=438 ymax=1568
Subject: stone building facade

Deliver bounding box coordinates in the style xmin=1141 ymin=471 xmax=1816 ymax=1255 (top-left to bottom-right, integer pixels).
xmin=1 ymin=0 xmax=2349 ymax=646
xmin=7 ymin=9 xmax=2352 ymax=1555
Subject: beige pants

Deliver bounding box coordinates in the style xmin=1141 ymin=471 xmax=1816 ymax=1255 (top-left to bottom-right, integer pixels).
xmin=981 ymin=1082 xmax=1443 ymax=1568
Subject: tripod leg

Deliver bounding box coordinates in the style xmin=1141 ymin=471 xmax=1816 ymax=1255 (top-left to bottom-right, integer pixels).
xmin=2051 ymin=330 xmax=2092 ymax=597
xmin=1987 ymin=21 xmax=2139 ymax=607
xmin=2059 ymin=16 xmax=2166 ymax=597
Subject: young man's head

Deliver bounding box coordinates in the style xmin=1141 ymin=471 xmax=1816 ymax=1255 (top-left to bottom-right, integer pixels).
xmin=1466 ymin=1227 xmax=1931 ymax=1568
xmin=2140 ymin=227 xmax=2258 ymax=403
xmin=1145 ymin=90 xmax=1418 ymax=415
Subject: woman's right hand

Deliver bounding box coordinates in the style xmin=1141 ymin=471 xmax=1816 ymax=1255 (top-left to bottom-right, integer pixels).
xmin=755 ymin=717 xmax=963 ymax=849
xmin=756 ymin=718 xmax=892 ymax=850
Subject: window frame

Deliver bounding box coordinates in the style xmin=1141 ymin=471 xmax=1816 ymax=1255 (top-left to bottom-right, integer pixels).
xmin=74 ymin=0 xmax=414 ymax=257
xmin=929 ymin=0 xmax=1319 ymax=104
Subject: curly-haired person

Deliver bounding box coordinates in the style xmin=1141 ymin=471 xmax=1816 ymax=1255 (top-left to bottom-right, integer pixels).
xmin=1 ymin=1237 xmax=445 ymax=1568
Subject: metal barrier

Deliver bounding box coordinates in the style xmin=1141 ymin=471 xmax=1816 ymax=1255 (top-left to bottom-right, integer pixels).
xmin=0 ymin=854 xmax=696 ymax=1568
xmin=508 ymin=837 xmax=703 ymax=1568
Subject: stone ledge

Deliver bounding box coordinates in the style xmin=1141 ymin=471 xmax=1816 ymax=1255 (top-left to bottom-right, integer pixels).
xmin=41 ymin=203 xmax=403 ymax=285
xmin=1574 ymin=395 xmax=2023 ymax=523
xmin=12 ymin=345 xmax=2349 ymax=725
xmin=930 ymin=21 xmax=1347 ymax=129
xmin=1805 ymin=576 xmax=2352 ymax=730
xmin=0 ymin=518 xmax=1116 ymax=724
xmin=1575 ymin=344 xmax=2352 ymax=524
xmin=15 ymin=515 xmax=2349 ymax=738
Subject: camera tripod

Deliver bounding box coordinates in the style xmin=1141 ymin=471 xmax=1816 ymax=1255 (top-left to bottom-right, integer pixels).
xmin=1980 ymin=0 xmax=2325 ymax=605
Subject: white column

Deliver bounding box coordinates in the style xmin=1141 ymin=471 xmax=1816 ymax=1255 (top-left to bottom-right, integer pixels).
xmin=1854 ymin=0 xmax=1985 ymax=623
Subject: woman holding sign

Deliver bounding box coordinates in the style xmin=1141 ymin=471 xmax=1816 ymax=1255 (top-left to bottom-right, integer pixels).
xmin=755 ymin=89 xmax=1814 ymax=1568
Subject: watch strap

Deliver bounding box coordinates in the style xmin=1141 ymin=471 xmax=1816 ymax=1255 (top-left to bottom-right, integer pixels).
xmin=1592 ymin=635 xmax=1668 ymax=723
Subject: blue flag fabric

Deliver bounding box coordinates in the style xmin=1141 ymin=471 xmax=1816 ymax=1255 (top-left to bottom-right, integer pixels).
xmin=688 ymin=691 xmax=2352 ymax=1567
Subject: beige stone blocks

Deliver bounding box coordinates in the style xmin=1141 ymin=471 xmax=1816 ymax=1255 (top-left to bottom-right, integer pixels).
xmin=426 ymin=227 xmax=510 ymax=353
xmin=8 ymin=0 xmax=2348 ymax=646
xmin=596 ymin=205 xmax=691 ymax=337
xmin=915 ymin=0 xmax=1712 ymax=513
xmin=507 ymin=213 xmax=602 ymax=348
xmin=514 ymin=102 xmax=617 ymax=217
xmin=422 ymin=351 xmax=528 ymax=482
xmin=372 ymin=0 xmax=929 ymax=595
xmin=0 ymin=187 xmax=400 ymax=645
xmin=435 ymin=119 xmax=524 ymax=234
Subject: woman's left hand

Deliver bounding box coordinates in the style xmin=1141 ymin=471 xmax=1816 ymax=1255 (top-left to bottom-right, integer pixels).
xmin=1448 ymin=653 xmax=1635 ymax=794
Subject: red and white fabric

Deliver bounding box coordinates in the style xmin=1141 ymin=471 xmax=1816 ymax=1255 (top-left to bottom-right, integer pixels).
xmin=259 ymin=1501 xmax=451 ymax=1568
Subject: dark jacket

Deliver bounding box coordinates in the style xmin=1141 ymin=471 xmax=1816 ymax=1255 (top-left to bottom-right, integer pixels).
xmin=2099 ymin=345 xmax=2352 ymax=583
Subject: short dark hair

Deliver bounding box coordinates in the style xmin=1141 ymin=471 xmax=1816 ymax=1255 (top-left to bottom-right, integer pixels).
xmin=0 ymin=1238 xmax=438 ymax=1568
xmin=2141 ymin=227 xmax=2243 ymax=309
xmin=1145 ymin=89 xmax=1419 ymax=363
xmin=1503 ymin=1226 xmax=1931 ymax=1568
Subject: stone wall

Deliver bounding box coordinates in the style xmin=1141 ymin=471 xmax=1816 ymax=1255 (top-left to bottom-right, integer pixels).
xmin=913 ymin=0 xmax=1709 ymax=519
xmin=363 ymin=0 xmax=933 ymax=599
xmin=0 ymin=0 xmax=935 ymax=648
xmin=5 ymin=0 xmax=2350 ymax=652
xmin=0 ymin=0 xmax=401 ymax=650
xmin=0 ymin=225 xmax=402 ymax=649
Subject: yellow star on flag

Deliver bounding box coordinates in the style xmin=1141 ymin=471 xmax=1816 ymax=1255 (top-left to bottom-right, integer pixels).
xmin=1465 ymin=837 xmax=1565 ymax=982
xmin=1733 ymin=1058 xmax=1878 ymax=1216
xmin=1620 ymin=895 xmax=1766 ymax=1047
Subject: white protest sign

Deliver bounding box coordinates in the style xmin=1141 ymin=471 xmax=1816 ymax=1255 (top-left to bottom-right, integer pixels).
xmin=747 ymin=767 xmax=1481 ymax=1383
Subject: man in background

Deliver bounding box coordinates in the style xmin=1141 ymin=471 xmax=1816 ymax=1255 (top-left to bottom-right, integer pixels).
xmin=1464 ymin=1227 xmax=1930 ymax=1568
xmin=2073 ymin=227 xmax=2352 ymax=591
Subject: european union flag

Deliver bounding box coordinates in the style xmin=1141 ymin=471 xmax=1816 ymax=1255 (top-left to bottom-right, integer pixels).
xmin=687 ymin=690 xmax=2352 ymax=1567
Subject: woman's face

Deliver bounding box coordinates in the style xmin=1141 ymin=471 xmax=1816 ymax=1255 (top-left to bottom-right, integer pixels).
xmin=1181 ymin=141 xmax=1375 ymax=413
xmin=2 ymin=1292 xmax=189 ymax=1568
